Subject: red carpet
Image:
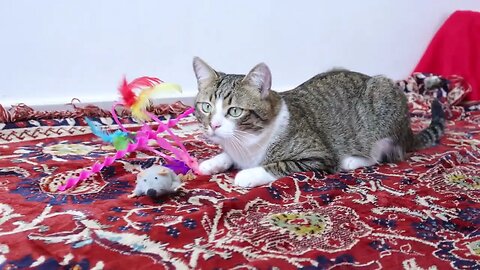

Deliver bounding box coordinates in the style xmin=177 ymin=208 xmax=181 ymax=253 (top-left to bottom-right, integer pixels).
xmin=1 ymin=78 xmax=480 ymax=269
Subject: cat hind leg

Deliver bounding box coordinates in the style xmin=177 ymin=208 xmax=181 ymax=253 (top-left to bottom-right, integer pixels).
xmin=370 ymin=137 xmax=405 ymax=164
xmin=340 ymin=138 xmax=405 ymax=171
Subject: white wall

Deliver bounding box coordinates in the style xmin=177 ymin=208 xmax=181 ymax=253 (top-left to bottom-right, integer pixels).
xmin=1 ymin=1 xmax=479 ymax=107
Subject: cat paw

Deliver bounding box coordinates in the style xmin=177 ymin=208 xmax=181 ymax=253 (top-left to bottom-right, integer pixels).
xmin=340 ymin=156 xmax=376 ymax=171
xmin=234 ymin=167 xmax=276 ymax=188
xmin=199 ymin=153 xmax=233 ymax=175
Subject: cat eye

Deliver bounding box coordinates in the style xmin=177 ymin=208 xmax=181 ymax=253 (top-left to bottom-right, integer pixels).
xmin=227 ymin=107 xmax=244 ymax=118
xmin=199 ymin=102 xmax=212 ymax=114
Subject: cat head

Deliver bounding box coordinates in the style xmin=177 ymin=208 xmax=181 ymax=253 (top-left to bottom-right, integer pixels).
xmin=192 ymin=57 xmax=280 ymax=144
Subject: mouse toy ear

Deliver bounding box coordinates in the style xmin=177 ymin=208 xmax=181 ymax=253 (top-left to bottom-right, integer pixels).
xmin=158 ymin=168 xmax=169 ymax=176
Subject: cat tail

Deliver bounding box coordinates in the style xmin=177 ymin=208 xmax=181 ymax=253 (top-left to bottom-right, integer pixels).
xmin=410 ymin=99 xmax=446 ymax=151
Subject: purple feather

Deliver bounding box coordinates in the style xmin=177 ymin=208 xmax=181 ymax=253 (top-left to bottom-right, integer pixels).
xmin=164 ymin=159 xmax=191 ymax=175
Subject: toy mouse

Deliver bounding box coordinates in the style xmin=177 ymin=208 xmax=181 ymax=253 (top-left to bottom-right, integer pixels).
xmin=128 ymin=165 xmax=182 ymax=199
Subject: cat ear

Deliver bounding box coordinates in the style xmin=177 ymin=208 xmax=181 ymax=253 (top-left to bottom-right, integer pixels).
xmin=193 ymin=57 xmax=218 ymax=90
xmin=243 ymin=63 xmax=272 ymax=98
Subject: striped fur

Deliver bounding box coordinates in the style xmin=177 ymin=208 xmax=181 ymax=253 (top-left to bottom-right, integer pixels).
xmin=192 ymin=57 xmax=445 ymax=186
xmin=410 ymin=98 xmax=445 ymax=150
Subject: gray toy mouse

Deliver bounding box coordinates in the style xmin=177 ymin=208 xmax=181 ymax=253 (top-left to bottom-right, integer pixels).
xmin=128 ymin=165 xmax=182 ymax=199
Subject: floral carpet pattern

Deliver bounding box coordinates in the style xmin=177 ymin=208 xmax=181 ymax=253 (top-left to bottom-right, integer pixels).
xmin=1 ymin=83 xmax=480 ymax=269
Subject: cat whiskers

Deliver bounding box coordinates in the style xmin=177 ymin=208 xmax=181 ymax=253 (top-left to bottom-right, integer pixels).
xmin=232 ymin=130 xmax=262 ymax=149
xmin=227 ymin=135 xmax=250 ymax=162
xmin=229 ymin=132 xmax=261 ymax=161
xmin=221 ymin=131 xmax=249 ymax=162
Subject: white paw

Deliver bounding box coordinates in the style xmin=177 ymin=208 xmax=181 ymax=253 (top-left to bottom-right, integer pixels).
xmin=340 ymin=156 xmax=376 ymax=171
xmin=234 ymin=167 xmax=277 ymax=188
xmin=199 ymin=153 xmax=233 ymax=175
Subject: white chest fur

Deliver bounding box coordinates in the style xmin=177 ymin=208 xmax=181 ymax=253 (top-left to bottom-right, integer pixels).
xmin=222 ymin=100 xmax=289 ymax=169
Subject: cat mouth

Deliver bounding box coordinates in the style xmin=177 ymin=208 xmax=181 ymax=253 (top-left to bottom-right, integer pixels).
xmin=204 ymin=128 xmax=224 ymax=139
xmin=202 ymin=127 xmax=237 ymax=144
xmin=207 ymin=134 xmax=224 ymax=144
xmin=200 ymin=132 xmax=223 ymax=144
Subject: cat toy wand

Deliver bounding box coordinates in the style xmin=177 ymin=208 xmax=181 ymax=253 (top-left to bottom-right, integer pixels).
xmin=58 ymin=77 xmax=199 ymax=191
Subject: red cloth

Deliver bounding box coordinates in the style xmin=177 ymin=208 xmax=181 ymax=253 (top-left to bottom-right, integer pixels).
xmin=414 ymin=10 xmax=480 ymax=102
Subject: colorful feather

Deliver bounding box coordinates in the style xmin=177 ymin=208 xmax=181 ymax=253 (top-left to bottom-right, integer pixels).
xmin=129 ymin=76 xmax=162 ymax=89
xmin=111 ymin=133 xmax=133 ymax=150
xmin=164 ymin=159 xmax=191 ymax=175
xmin=85 ymin=117 xmax=133 ymax=149
xmin=85 ymin=118 xmax=113 ymax=143
xmin=118 ymin=77 xmax=137 ymax=107
xmin=118 ymin=76 xmax=181 ymax=121
xmin=130 ymin=82 xmax=182 ymax=121
xmin=118 ymin=76 xmax=160 ymax=107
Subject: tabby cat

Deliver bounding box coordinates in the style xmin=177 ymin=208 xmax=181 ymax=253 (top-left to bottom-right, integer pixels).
xmin=192 ymin=57 xmax=445 ymax=188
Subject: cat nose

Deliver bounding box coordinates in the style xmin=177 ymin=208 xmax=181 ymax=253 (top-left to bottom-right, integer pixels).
xmin=210 ymin=123 xmax=221 ymax=130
